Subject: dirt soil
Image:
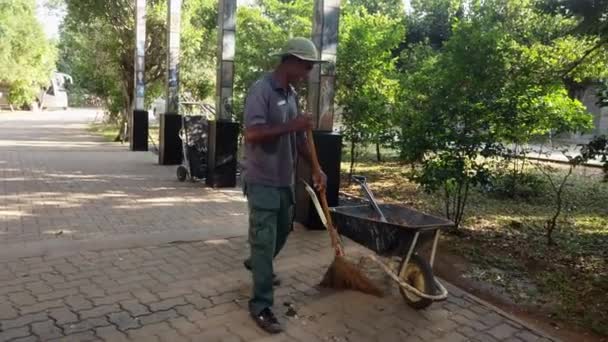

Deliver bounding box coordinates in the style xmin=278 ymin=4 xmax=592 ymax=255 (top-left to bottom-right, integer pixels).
xmin=429 ymin=247 xmax=607 ymax=342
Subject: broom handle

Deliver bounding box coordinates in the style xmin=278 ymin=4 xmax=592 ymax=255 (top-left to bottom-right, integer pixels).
xmin=306 ymin=129 xmax=345 ymax=256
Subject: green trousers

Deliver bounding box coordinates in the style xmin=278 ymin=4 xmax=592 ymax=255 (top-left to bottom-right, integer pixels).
xmin=245 ymin=183 xmax=294 ymax=315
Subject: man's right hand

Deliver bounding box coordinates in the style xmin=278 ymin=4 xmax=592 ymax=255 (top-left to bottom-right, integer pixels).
xmin=288 ymin=114 xmax=313 ymax=132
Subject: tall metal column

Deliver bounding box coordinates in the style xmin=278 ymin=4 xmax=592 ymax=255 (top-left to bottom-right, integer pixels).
xmin=205 ymin=0 xmax=239 ymax=188
xmin=308 ymin=0 xmax=340 ymax=130
xmin=159 ymin=0 xmax=182 ymax=165
xmin=216 ymin=0 xmax=236 ymax=121
xmin=296 ymin=0 xmax=342 ymax=229
xmin=166 ymin=0 xmax=181 ymax=114
xmin=130 ymin=0 xmax=148 ymax=151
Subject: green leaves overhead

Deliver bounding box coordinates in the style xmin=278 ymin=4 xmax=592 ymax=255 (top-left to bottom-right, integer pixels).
xmin=0 ymin=0 xmax=57 ymax=106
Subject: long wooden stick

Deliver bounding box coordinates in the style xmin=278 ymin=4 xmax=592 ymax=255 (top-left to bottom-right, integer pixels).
xmin=306 ymin=129 xmax=344 ymax=256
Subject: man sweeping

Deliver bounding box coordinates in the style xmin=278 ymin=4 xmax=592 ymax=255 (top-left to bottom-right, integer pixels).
xmin=242 ymin=37 xmax=327 ymax=334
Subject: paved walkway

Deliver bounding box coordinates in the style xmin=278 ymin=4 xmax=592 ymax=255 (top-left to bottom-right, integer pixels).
xmin=0 ymin=109 xmax=555 ymax=341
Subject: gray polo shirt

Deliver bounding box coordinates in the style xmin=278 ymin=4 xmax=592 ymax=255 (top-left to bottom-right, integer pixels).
xmin=243 ymin=74 xmax=305 ymax=187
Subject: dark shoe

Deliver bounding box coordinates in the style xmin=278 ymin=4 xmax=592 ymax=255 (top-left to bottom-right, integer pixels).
xmin=251 ymin=308 xmax=283 ymax=334
xmin=243 ymin=260 xmax=281 ymax=286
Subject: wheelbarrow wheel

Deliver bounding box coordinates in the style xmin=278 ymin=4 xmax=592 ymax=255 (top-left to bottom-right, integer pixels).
xmin=398 ymin=254 xmax=436 ymax=310
xmin=176 ymin=166 xmax=188 ymax=182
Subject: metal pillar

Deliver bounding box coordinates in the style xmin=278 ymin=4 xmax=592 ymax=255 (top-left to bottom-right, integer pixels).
xmin=166 ymin=0 xmax=181 ymax=114
xmin=205 ymin=0 xmax=238 ymax=188
xmin=308 ymin=0 xmax=340 ymax=130
xmin=296 ymin=0 xmax=342 ymax=229
xmin=159 ymin=0 xmax=182 ymax=165
xmin=130 ymin=0 xmax=148 ymax=151
xmin=215 ymin=0 xmax=236 ymax=121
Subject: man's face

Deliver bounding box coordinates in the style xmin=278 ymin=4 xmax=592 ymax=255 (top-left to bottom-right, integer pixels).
xmin=289 ymin=58 xmax=314 ymax=82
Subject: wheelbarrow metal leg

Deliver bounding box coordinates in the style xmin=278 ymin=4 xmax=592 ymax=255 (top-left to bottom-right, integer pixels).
xmin=400 ymin=231 xmax=420 ymax=275
xmin=430 ymin=230 xmax=441 ymax=267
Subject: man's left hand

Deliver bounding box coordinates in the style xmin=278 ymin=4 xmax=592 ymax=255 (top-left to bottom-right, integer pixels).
xmin=313 ymin=170 xmax=327 ymax=192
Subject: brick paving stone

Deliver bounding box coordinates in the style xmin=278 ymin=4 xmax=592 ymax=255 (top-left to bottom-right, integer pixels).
xmin=95 ymin=326 xmax=130 ymax=342
xmin=373 ymin=328 xmax=411 ymax=342
xmin=24 ymin=282 xmax=53 ymax=295
xmin=37 ymin=288 xmax=79 ymax=301
xmin=0 ymin=326 xmax=30 ymax=341
xmin=131 ymin=289 xmax=159 ymax=304
xmin=92 ymin=292 xmax=133 ymax=306
xmin=80 ymin=285 xmax=106 ymax=298
xmin=1 ymin=312 xmax=48 ymax=330
xmin=488 ymin=323 xmax=521 ymax=340
xmin=516 ymin=330 xmax=544 ymax=342
xmin=0 ymin=286 xmax=25 ymax=297
xmin=189 ymin=326 xmax=233 ymax=342
xmin=228 ymin=321 xmax=265 ymax=341
xmin=49 ymin=307 xmax=79 ymax=325
xmin=9 ymin=292 xmax=37 ymax=306
xmin=119 ymin=300 xmax=150 ymax=317
xmin=10 ymin=336 xmax=39 ymax=342
xmin=435 ymin=331 xmax=470 ymax=342
xmin=451 ymin=313 xmax=487 ymax=331
xmin=62 ymin=317 xmax=111 ymax=335
xmin=149 ymin=297 xmax=187 ymax=312
xmin=31 ymin=320 xmax=64 ymax=339
xmin=65 ymin=294 xmax=94 ymax=311
xmin=210 ymin=292 xmax=241 ymax=305
xmin=58 ymin=332 xmax=101 ymax=342
xmin=184 ymin=293 xmax=213 ymax=310
xmin=169 ymin=317 xmax=201 ymax=336
xmin=480 ymin=312 xmax=506 ymax=328
xmin=0 ymin=303 xmax=18 ymax=320
xmin=137 ymin=309 xmax=179 ymax=326
xmin=79 ymin=304 xmax=120 ymax=319
xmin=504 ymin=338 xmax=524 ymax=342
xmin=174 ymin=304 xmax=207 ymax=323
xmin=128 ymin=322 xmax=176 ymax=339
xmin=204 ymin=302 xmax=240 ymax=316
xmin=108 ymin=311 xmax=141 ymax=331
xmin=19 ymin=299 xmax=64 ymax=315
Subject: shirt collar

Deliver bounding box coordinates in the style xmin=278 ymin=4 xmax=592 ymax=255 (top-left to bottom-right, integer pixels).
xmin=267 ymin=73 xmax=295 ymax=94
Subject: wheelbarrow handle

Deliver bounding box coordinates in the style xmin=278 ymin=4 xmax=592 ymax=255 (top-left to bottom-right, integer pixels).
xmin=352 ymin=175 xmax=387 ymax=222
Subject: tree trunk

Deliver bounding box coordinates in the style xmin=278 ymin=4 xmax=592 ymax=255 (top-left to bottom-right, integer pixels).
xmin=376 ymin=142 xmax=382 ymax=162
xmin=349 ymin=139 xmax=356 ymax=180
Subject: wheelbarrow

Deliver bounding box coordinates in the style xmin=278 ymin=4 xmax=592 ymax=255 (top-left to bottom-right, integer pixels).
xmin=303 ymin=176 xmax=454 ymax=309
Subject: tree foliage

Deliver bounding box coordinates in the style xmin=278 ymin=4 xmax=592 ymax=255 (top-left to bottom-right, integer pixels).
xmin=336 ymin=4 xmax=405 ymax=171
xmin=0 ymin=0 xmax=57 ymax=106
xmin=398 ymin=0 xmax=602 ymax=227
xmin=233 ymin=0 xmax=313 ymax=117
xmin=58 ymin=0 xmax=219 ymax=139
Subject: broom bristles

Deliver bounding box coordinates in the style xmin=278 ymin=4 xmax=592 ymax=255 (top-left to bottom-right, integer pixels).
xmin=320 ymin=256 xmax=383 ymax=297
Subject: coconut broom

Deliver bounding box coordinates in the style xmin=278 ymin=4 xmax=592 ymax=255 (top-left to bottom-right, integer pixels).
xmin=305 ymin=129 xmax=382 ymax=297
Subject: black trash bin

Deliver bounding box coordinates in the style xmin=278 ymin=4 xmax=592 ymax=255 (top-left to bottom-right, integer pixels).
xmin=159 ymin=113 xmax=182 ymax=165
xmin=295 ymin=131 xmax=342 ymax=230
xmin=206 ymin=120 xmax=240 ymax=188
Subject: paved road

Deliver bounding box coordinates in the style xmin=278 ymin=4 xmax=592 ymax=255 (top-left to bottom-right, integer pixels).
xmin=0 ymin=109 xmax=247 ymax=259
xmin=0 ymin=109 xmax=556 ymax=341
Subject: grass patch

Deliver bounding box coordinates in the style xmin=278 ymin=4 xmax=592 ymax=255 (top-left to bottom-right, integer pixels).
xmin=88 ymin=122 xmax=120 ymax=142
xmin=342 ymin=159 xmax=608 ymax=336
xmin=88 ymin=121 xmax=160 ymax=149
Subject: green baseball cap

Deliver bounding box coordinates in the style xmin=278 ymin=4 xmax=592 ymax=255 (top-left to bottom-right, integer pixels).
xmin=273 ymin=37 xmax=326 ymax=63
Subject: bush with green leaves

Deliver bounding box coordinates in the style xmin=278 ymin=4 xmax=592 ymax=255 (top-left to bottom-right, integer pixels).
xmin=0 ymin=0 xmax=57 ymax=107
xmin=398 ymin=0 xmax=600 ymax=228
